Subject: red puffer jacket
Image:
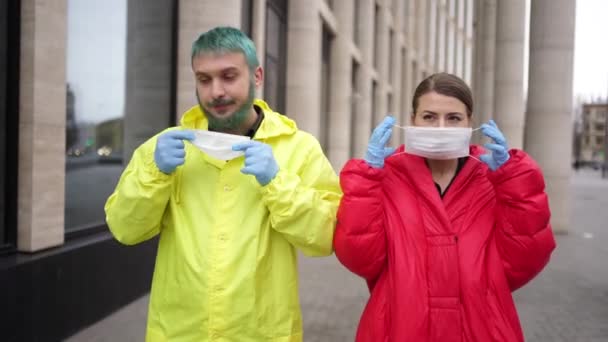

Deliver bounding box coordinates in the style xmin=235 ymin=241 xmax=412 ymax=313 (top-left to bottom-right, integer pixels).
xmin=334 ymin=145 xmax=556 ymax=342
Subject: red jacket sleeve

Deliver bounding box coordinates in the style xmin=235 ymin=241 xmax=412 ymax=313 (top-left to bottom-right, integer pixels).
xmin=334 ymin=159 xmax=387 ymax=282
xmin=487 ymin=149 xmax=556 ymax=291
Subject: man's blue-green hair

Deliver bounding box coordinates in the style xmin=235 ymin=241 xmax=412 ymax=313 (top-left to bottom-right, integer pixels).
xmin=191 ymin=27 xmax=259 ymax=71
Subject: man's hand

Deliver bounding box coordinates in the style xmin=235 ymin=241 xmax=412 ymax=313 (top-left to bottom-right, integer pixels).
xmin=154 ymin=130 xmax=195 ymax=174
xmin=232 ymin=141 xmax=279 ymax=186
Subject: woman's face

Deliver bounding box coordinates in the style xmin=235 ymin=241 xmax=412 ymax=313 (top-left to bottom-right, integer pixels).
xmin=411 ymin=91 xmax=471 ymax=128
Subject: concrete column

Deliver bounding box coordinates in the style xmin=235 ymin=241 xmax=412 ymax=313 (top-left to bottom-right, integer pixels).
xmin=176 ymin=0 xmax=241 ymax=117
xmin=446 ymin=2 xmax=455 ymax=73
xmin=124 ymin=0 xmax=175 ymax=160
xmin=525 ymin=0 xmax=576 ymax=234
xmin=286 ymin=0 xmax=322 ymax=138
xmin=374 ymin=2 xmax=389 ymax=125
xmin=327 ymin=1 xmax=354 ymax=168
xmin=408 ymin=0 xmax=422 ymax=83
xmin=18 ymin=0 xmax=67 ymax=251
xmin=352 ymin=0 xmax=375 ymax=158
xmin=251 ymin=0 xmax=267 ymax=99
xmin=493 ymin=0 xmax=526 ymax=148
xmin=457 ymin=0 xmax=467 ymax=78
xmin=416 ymin=0 xmax=428 ymax=70
xmin=390 ymin=0 xmax=404 ymax=144
xmin=472 ymin=0 xmax=496 ymax=137
xmin=463 ymin=0 xmax=474 ymax=84
xmin=436 ymin=1 xmax=446 ymax=72
xmin=427 ymin=0 xmax=438 ymax=70
xmin=401 ymin=49 xmax=415 ymax=127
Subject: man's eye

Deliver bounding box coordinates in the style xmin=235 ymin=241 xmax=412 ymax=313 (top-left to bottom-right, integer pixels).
xmin=224 ymin=74 xmax=236 ymax=80
xmin=449 ymin=116 xmax=462 ymax=121
xmin=198 ymin=78 xmax=210 ymax=84
xmin=423 ymin=115 xmax=434 ymax=120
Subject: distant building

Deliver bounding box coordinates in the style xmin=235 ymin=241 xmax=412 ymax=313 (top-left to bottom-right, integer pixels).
xmin=580 ymin=103 xmax=607 ymax=165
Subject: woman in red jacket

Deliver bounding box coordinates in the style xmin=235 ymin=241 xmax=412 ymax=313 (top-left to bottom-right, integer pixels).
xmin=334 ymin=73 xmax=556 ymax=342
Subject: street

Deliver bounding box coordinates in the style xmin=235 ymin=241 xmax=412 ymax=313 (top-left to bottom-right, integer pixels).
xmin=67 ymin=169 xmax=608 ymax=342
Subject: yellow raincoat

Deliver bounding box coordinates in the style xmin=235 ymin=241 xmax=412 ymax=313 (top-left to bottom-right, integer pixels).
xmin=105 ymin=100 xmax=342 ymax=341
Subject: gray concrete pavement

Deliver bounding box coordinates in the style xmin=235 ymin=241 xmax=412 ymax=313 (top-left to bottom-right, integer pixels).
xmin=66 ymin=169 xmax=608 ymax=341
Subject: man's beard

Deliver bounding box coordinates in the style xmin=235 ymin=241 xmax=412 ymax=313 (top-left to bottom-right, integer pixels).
xmin=197 ymin=80 xmax=255 ymax=132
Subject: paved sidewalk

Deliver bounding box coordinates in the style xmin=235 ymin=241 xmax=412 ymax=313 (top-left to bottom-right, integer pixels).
xmin=67 ymin=170 xmax=608 ymax=342
xmin=514 ymin=169 xmax=608 ymax=342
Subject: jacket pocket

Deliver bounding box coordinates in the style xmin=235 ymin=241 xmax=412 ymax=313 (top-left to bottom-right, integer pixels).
xmin=429 ymin=307 xmax=462 ymax=342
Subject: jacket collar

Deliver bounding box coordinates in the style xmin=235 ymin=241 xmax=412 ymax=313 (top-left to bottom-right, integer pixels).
xmin=386 ymin=145 xmax=487 ymax=232
xmin=179 ymin=99 xmax=297 ymax=140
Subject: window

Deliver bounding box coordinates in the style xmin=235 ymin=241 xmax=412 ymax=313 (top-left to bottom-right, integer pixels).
xmin=1 ymin=0 xmax=19 ymax=250
xmin=242 ymin=0 xmax=253 ymax=37
xmin=372 ymin=80 xmax=378 ymax=128
xmin=350 ymin=60 xmax=360 ymax=157
xmin=596 ymin=136 xmax=605 ymax=147
xmin=595 ymin=123 xmax=606 ymax=133
xmin=354 ymin=0 xmax=361 ymax=46
xmin=65 ymin=0 xmax=128 ymax=232
xmin=401 ymin=47 xmax=408 ymax=116
xmin=373 ymin=4 xmax=380 ymax=69
xmin=389 ymin=28 xmax=395 ymax=84
xmin=264 ymin=0 xmax=288 ymax=113
xmin=65 ymin=0 xmax=175 ymax=234
xmin=320 ymin=24 xmax=334 ymax=152
xmin=412 ymin=60 xmax=419 ymax=91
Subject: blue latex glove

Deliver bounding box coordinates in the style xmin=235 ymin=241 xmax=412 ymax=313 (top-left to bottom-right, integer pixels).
xmin=232 ymin=141 xmax=279 ymax=186
xmin=365 ymin=116 xmax=396 ymax=168
xmin=154 ymin=130 xmax=195 ymax=174
xmin=479 ymin=120 xmax=510 ymax=171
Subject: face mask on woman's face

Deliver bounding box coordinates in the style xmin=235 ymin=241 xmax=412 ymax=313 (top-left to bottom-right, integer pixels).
xmin=393 ymin=124 xmax=481 ymax=160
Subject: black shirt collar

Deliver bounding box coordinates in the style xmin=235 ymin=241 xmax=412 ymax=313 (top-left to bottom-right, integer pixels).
xmin=245 ymin=105 xmax=264 ymax=139
xmin=433 ymin=157 xmax=468 ymax=198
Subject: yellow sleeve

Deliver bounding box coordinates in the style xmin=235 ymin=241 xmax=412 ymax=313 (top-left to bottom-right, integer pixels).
xmin=260 ymin=136 xmax=342 ymax=256
xmin=104 ymin=135 xmax=173 ymax=245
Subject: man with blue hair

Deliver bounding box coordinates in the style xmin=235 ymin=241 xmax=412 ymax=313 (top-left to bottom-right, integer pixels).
xmin=105 ymin=26 xmax=341 ymax=341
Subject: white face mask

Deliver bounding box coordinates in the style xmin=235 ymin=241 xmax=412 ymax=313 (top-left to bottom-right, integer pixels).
xmin=399 ymin=126 xmax=474 ymax=160
xmin=191 ymin=130 xmax=251 ymax=160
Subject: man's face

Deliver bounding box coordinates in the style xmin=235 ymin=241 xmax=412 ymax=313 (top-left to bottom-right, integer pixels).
xmin=193 ymin=52 xmax=262 ymax=130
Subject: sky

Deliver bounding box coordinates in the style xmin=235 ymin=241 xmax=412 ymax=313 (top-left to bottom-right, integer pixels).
xmin=66 ymin=0 xmax=126 ymax=125
xmin=66 ymin=0 xmax=607 ymax=124
xmin=573 ymin=0 xmax=608 ymax=101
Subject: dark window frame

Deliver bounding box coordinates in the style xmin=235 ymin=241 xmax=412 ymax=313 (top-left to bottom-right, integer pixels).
xmin=242 ymin=0 xmax=253 ymax=37
xmin=1 ymin=0 xmax=21 ymax=254
xmin=320 ymin=23 xmax=334 ymax=152
xmin=264 ymin=0 xmax=288 ymax=113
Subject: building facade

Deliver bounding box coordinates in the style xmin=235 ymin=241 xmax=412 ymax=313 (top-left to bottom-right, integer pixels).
xmin=0 ymin=0 xmax=576 ymax=340
xmin=579 ymin=103 xmax=607 ymax=165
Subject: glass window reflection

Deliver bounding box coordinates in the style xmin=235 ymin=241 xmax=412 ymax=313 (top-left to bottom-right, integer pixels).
xmin=65 ymin=0 xmax=127 ymax=231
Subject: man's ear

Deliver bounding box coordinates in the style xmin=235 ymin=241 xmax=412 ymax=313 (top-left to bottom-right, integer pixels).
xmin=254 ymin=66 xmax=264 ymax=88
